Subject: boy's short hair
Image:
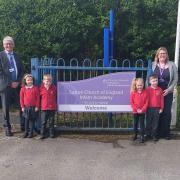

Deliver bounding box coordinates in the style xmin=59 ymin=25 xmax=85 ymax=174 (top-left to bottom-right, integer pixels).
xmin=43 ymin=74 xmax=52 ymax=80
xmin=149 ymin=74 xmax=158 ymax=81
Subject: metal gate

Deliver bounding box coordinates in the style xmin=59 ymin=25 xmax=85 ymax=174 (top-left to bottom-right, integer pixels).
xmin=31 ymin=57 xmax=152 ymax=131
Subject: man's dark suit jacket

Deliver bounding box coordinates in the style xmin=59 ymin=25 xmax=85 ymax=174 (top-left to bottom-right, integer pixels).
xmin=0 ymin=51 xmax=24 ymax=91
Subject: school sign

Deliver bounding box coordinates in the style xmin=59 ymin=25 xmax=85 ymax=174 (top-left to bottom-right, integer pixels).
xmin=57 ymin=72 xmax=135 ymax=112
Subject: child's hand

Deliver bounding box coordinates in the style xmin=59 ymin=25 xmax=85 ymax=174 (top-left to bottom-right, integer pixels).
xmin=22 ymin=108 xmax=25 ymax=112
xmin=137 ymin=109 xmax=142 ymax=113
xmin=11 ymin=82 xmax=19 ymax=88
xmin=159 ymin=109 xmax=163 ymax=114
xmin=35 ymin=107 xmax=38 ymax=112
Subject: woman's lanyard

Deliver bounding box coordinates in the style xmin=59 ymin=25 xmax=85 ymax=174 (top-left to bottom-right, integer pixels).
xmin=159 ymin=67 xmax=165 ymax=82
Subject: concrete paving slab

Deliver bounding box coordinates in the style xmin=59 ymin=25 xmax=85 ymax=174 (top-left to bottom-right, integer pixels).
xmin=0 ymin=132 xmax=180 ymax=180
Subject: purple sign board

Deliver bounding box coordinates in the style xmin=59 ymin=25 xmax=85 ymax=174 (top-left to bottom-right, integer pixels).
xmin=57 ymin=72 xmax=135 ymax=112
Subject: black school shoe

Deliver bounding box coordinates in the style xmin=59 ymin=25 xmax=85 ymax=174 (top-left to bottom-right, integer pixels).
xmin=165 ymin=136 xmax=171 ymax=140
xmin=132 ymin=134 xmax=137 ymax=141
xmin=49 ymin=133 xmax=55 ymax=138
xmin=153 ymin=136 xmax=159 ymax=141
xmin=5 ymin=130 xmax=13 ymax=137
xmin=49 ymin=129 xmax=55 ymax=138
xmin=144 ymin=135 xmax=152 ymax=141
xmin=40 ymin=135 xmax=46 ymax=139
xmin=140 ymin=136 xmax=145 ymax=143
xmin=27 ymin=134 xmax=33 ymax=138
xmin=23 ymin=133 xmax=28 ymax=138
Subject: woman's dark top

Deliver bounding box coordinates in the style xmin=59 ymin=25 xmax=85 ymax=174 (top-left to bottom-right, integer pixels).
xmin=154 ymin=66 xmax=170 ymax=90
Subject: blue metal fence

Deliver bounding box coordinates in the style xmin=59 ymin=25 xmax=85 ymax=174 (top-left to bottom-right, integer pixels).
xmin=31 ymin=57 xmax=152 ymax=131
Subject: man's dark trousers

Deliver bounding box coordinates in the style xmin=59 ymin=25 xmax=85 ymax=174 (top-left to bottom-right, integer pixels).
xmin=0 ymin=86 xmax=24 ymax=131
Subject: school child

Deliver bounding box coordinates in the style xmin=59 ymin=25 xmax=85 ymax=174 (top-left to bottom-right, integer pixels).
xmin=130 ymin=78 xmax=149 ymax=143
xmin=20 ymin=74 xmax=40 ymax=138
xmin=146 ymin=74 xmax=164 ymax=141
xmin=39 ymin=74 xmax=57 ymax=139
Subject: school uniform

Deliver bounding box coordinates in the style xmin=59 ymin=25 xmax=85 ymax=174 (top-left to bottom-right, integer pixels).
xmin=20 ymin=85 xmax=40 ymax=137
xmin=39 ymin=84 xmax=57 ymax=138
xmin=130 ymin=90 xmax=149 ymax=141
xmin=146 ymin=86 xmax=164 ymax=139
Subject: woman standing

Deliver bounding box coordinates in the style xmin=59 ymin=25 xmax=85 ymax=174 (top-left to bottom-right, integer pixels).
xmin=152 ymin=47 xmax=178 ymax=139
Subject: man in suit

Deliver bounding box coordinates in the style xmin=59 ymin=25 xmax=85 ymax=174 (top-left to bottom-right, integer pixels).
xmin=0 ymin=36 xmax=24 ymax=136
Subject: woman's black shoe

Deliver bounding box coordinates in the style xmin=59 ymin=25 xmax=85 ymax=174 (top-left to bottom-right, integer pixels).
xmin=23 ymin=133 xmax=28 ymax=138
xmin=165 ymin=136 xmax=171 ymax=140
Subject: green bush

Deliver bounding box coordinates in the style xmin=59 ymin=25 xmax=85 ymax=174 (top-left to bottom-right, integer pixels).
xmin=0 ymin=0 xmax=178 ymax=66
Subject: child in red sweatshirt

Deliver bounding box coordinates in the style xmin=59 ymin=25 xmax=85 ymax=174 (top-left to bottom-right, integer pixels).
xmin=39 ymin=74 xmax=57 ymax=139
xmin=20 ymin=74 xmax=40 ymax=138
xmin=130 ymin=78 xmax=149 ymax=143
xmin=146 ymin=74 xmax=164 ymax=141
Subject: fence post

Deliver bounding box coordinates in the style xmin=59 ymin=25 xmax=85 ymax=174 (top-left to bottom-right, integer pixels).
xmin=109 ymin=9 xmax=114 ymax=60
xmin=147 ymin=59 xmax=152 ymax=77
xmin=104 ymin=28 xmax=110 ymax=67
xmin=31 ymin=57 xmax=39 ymax=85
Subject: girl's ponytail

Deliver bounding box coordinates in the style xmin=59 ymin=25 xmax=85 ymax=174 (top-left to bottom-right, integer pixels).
xmin=130 ymin=78 xmax=137 ymax=92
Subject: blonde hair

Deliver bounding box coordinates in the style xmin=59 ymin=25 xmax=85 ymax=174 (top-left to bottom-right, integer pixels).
xmin=130 ymin=78 xmax=144 ymax=92
xmin=43 ymin=74 xmax=52 ymax=80
xmin=3 ymin=36 xmax=14 ymax=46
xmin=154 ymin=47 xmax=169 ymax=64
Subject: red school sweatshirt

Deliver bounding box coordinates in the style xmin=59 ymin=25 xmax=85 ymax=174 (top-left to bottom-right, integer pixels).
xmin=130 ymin=89 xmax=149 ymax=113
xmin=39 ymin=84 xmax=57 ymax=110
xmin=146 ymin=86 xmax=164 ymax=110
xmin=20 ymin=85 xmax=40 ymax=108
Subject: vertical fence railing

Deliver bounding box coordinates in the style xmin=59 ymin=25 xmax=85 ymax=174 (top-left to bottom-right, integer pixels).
xmin=31 ymin=57 xmax=152 ymax=131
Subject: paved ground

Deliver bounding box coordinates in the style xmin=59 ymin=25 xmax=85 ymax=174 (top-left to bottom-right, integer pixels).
xmin=1 ymin=110 xmax=180 ymax=180
xmin=0 ymin=130 xmax=180 ymax=180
